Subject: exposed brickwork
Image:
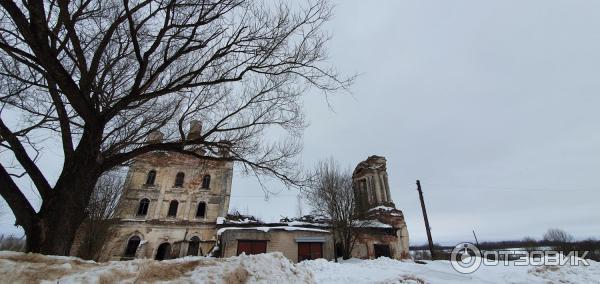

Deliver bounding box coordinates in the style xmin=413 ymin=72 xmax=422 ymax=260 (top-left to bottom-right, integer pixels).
xmin=351 ymin=155 xmax=410 ymax=259
xmin=89 ymin=151 xmax=233 ymax=261
xmin=220 ymin=229 xmax=334 ymax=262
xmin=79 ymin=151 xmax=409 ymax=262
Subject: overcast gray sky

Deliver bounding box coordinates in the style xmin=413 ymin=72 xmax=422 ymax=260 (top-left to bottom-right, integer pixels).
xmin=1 ymin=0 xmax=599 ymax=246
xmin=229 ymin=0 xmax=600 ymax=245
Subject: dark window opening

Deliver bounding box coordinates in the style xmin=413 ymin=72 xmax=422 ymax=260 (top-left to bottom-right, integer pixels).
xmin=196 ymin=202 xmax=206 ymax=218
xmin=298 ymin=242 xmax=323 ymax=261
xmin=155 ymin=242 xmax=171 ymax=260
xmin=374 ymin=244 xmax=391 ymax=258
xmin=124 ymin=236 xmax=141 ymax=258
xmin=137 ymin=198 xmax=150 ymax=216
xmin=146 ymin=170 xmax=156 ymax=185
xmin=167 ymin=200 xmax=178 ymax=217
xmin=174 ymin=172 xmax=185 ymax=187
xmin=360 ymin=179 xmax=369 ymax=208
xmin=237 ymin=240 xmax=267 ymax=255
xmin=360 ymin=179 xmax=368 ymax=190
xmin=201 ymin=175 xmax=211 ymax=189
xmin=187 ymin=236 xmax=201 ymax=256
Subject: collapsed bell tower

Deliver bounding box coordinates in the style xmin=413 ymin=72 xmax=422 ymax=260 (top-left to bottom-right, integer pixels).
xmin=352 ymin=155 xmax=394 ymax=212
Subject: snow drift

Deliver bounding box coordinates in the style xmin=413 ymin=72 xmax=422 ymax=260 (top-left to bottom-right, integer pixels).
xmin=0 ymin=251 xmax=313 ymax=283
xmin=1 ymin=250 xmax=599 ymax=283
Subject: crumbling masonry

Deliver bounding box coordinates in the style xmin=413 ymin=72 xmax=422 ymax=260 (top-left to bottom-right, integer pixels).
xmin=74 ymin=132 xmax=409 ymax=262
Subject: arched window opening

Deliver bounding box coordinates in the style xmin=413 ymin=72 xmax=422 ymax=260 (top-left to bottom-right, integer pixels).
xmin=124 ymin=236 xmax=141 ymax=258
xmin=201 ymin=175 xmax=211 ymax=189
xmin=196 ymin=202 xmax=206 ymax=218
xmin=137 ymin=198 xmax=150 ymax=216
xmin=155 ymin=242 xmax=171 ymax=260
xmin=167 ymin=200 xmax=178 ymax=217
xmin=146 ymin=170 xmax=157 ymax=185
xmin=187 ymin=236 xmax=201 ymax=256
xmin=174 ymin=172 xmax=185 ymax=187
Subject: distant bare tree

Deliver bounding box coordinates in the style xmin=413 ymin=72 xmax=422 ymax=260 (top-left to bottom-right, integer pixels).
xmin=522 ymin=236 xmax=537 ymax=253
xmin=0 ymin=0 xmax=351 ymax=254
xmin=304 ymin=158 xmax=363 ymax=260
xmin=0 ymin=234 xmax=25 ymax=251
xmin=74 ymin=170 xmax=124 ymax=260
xmin=543 ymin=228 xmax=574 ymax=252
xmin=543 ymin=228 xmax=574 ymax=243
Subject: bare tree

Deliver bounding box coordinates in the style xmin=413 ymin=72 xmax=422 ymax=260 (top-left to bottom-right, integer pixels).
xmin=0 ymin=0 xmax=351 ymax=255
xmin=543 ymin=228 xmax=574 ymax=243
xmin=543 ymin=228 xmax=574 ymax=252
xmin=0 ymin=234 xmax=25 ymax=251
xmin=304 ymin=158 xmax=363 ymax=260
xmin=74 ymin=170 xmax=124 ymax=260
xmin=522 ymin=236 xmax=537 ymax=253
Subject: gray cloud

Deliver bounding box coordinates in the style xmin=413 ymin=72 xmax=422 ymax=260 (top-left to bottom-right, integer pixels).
xmin=231 ymin=0 xmax=600 ymax=245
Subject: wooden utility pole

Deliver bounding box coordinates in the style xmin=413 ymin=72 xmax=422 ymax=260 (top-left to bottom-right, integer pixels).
xmin=416 ymin=180 xmax=435 ymax=259
xmin=472 ymin=230 xmax=480 ymax=247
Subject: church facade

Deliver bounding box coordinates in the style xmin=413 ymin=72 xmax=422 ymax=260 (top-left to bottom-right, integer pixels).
xmin=93 ymin=149 xmax=234 ymax=261
xmin=84 ymin=144 xmax=408 ymax=262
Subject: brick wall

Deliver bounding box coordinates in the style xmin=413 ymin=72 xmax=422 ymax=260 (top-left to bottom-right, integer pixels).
xmin=220 ymin=229 xmax=334 ymax=262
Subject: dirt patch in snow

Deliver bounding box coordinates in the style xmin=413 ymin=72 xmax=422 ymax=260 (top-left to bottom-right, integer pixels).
xmin=0 ymin=251 xmax=314 ymax=283
xmin=0 ymin=252 xmax=98 ymax=282
xmin=96 ymin=267 xmax=137 ymax=284
xmin=397 ymin=274 xmax=427 ymax=284
xmin=224 ymin=266 xmax=251 ymax=284
xmin=2 ymin=252 xmax=81 ymax=265
xmin=136 ymin=259 xmax=216 ymax=282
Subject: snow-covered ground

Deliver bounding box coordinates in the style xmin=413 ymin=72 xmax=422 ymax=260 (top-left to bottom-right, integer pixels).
xmin=299 ymin=257 xmax=600 ymax=283
xmin=0 ymin=250 xmax=598 ymax=283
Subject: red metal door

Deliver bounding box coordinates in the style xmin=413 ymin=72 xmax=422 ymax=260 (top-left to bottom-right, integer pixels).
xmin=298 ymin=242 xmax=323 ymax=261
xmin=237 ymin=240 xmax=267 ymax=255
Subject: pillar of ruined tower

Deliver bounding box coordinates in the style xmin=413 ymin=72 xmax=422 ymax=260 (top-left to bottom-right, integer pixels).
xmin=352 ymin=155 xmax=395 ymax=212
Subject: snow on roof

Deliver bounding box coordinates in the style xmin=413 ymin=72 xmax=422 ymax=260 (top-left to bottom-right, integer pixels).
xmin=219 ymin=217 xmax=260 ymax=225
xmin=356 ymin=220 xmax=393 ymax=228
xmin=285 ymin=221 xmax=329 ymax=227
xmin=218 ymin=215 xmax=395 ymax=231
xmin=369 ymin=205 xmax=396 ymax=211
xmin=217 ymin=226 xmax=330 ymax=236
xmin=368 ymin=206 xmax=404 ymax=217
xmin=218 ymin=213 xmax=262 ymax=225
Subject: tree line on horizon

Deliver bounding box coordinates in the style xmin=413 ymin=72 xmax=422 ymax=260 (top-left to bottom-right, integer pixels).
xmin=410 ymin=228 xmax=600 ymax=261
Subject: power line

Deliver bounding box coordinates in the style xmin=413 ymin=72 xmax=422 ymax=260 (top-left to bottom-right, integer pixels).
xmin=231 ymin=181 xmax=597 ymax=198
xmin=422 ymin=182 xmax=597 ymax=192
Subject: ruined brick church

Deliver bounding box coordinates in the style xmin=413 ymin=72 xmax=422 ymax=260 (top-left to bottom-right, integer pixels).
xmin=84 ymin=128 xmax=409 ymax=262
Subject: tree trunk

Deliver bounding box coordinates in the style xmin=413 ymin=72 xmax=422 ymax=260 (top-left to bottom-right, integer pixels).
xmin=25 ymin=180 xmax=95 ymax=255
xmin=342 ymin=229 xmax=354 ymax=260
xmin=24 ymin=139 xmax=102 ymax=255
